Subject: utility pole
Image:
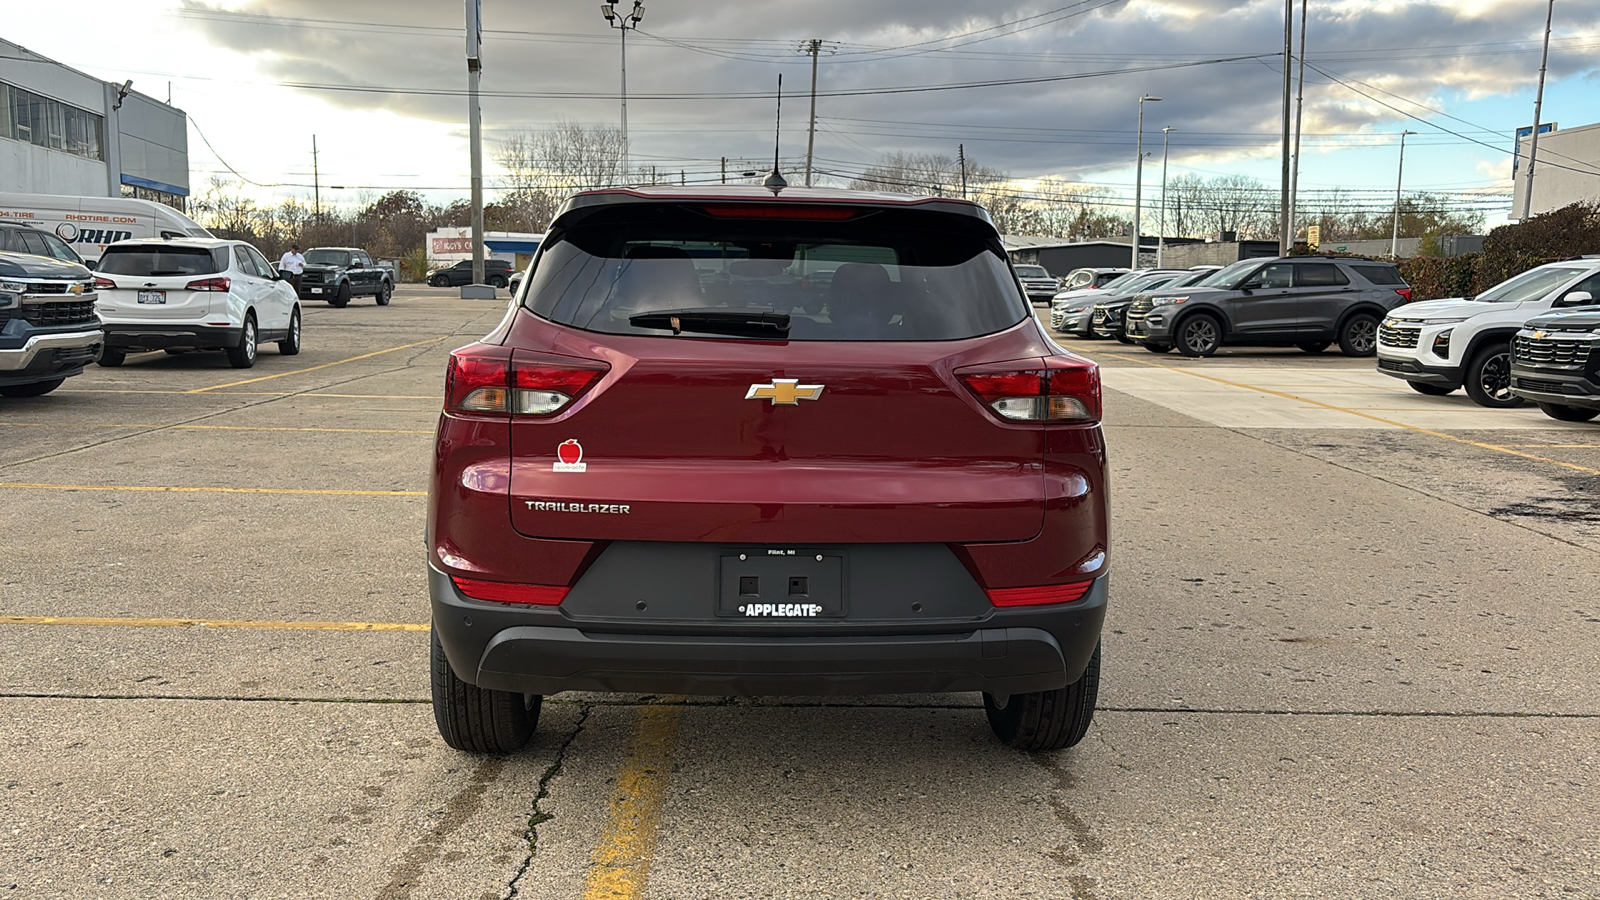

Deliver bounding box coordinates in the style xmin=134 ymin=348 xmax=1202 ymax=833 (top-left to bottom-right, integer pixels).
xmin=1132 ymin=95 xmax=1161 ymax=269
xmin=801 ymin=39 xmax=824 ymax=187
xmin=312 ymin=135 xmax=320 ymax=222
xmin=1521 ymin=0 xmax=1556 ymax=221
xmin=601 ymin=1 xmax=645 ymax=182
xmin=1279 ymin=0 xmax=1293 ymax=256
xmin=1158 ymin=127 xmax=1172 ymax=267
xmin=466 ymin=0 xmax=485 ymax=286
xmin=721 ymin=157 xmax=727 ymax=184
xmin=1391 ymin=130 xmax=1415 ymax=259
xmin=1288 ymin=0 xmax=1308 ymax=249
xmin=958 ymin=144 xmax=968 ymax=199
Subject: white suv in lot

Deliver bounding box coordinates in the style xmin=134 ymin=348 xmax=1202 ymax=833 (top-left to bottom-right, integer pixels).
xmin=1376 ymin=258 xmax=1600 ymax=407
xmin=93 ymin=239 xmax=300 ymax=369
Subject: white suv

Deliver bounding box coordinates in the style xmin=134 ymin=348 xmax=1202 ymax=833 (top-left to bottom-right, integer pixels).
xmin=1376 ymin=259 xmax=1600 ymax=407
xmin=93 ymin=239 xmax=300 ymax=369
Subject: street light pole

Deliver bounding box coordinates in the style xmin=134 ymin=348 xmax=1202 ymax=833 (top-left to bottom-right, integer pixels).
xmin=1132 ymin=95 xmax=1161 ymax=269
xmin=465 ymin=0 xmax=485 ymax=287
xmin=1521 ymin=0 xmax=1555 ymax=220
xmin=601 ymin=1 xmax=645 ymax=182
xmin=1391 ymin=130 xmax=1416 ymax=259
xmin=1158 ymin=126 xmax=1172 ymax=267
xmin=1279 ymin=0 xmax=1293 ymax=256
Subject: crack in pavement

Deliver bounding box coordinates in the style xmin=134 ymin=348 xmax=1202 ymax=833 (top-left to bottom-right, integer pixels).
xmin=505 ymin=704 xmax=592 ymax=899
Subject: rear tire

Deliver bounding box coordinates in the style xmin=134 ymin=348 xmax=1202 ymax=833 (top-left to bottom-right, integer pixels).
xmin=225 ymin=314 xmax=257 ymax=369
xmin=278 ymin=307 xmax=302 ymax=356
xmin=1337 ymin=313 xmax=1379 ymax=357
xmin=1463 ymin=344 xmax=1523 ymax=408
xmin=489 ymin=275 xmax=508 ymax=289
xmin=1297 ymin=341 xmax=1331 ymax=354
xmin=0 ymin=377 xmax=66 ymax=398
xmin=1536 ymin=402 xmax=1600 ymax=422
xmin=984 ymin=642 xmax=1100 ymax=751
xmin=1175 ymin=313 xmax=1222 ymax=357
xmin=97 ymin=348 xmax=126 ymax=367
xmin=331 ymin=282 xmax=351 ymax=308
xmin=431 ymin=629 xmax=539 ymax=753
xmin=375 ymin=281 xmax=392 ymax=306
xmin=1408 ymin=381 xmax=1454 ymax=396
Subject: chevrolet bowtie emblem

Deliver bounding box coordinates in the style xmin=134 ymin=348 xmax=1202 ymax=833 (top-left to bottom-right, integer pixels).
xmin=68 ymin=283 xmax=84 ymax=295
xmin=746 ymin=379 xmax=824 ymax=405
xmin=1532 ymin=331 xmax=1546 ymax=339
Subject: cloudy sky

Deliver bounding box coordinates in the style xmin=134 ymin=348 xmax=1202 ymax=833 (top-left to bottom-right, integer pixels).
xmin=8 ymin=0 xmax=1600 ymax=225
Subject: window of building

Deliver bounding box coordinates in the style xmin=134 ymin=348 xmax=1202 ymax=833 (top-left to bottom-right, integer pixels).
xmin=0 ymin=81 xmax=105 ymax=162
xmin=119 ymin=184 xmax=188 ymax=213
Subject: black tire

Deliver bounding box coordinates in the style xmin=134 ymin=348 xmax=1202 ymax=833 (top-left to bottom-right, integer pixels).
xmin=278 ymin=307 xmax=302 ymax=356
xmin=1463 ymin=344 xmax=1524 ymax=409
xmin=984 ymin=642 xmax=1100 ymax=751
xmin=429 ymin=276 xmax=445 ymax=288
xmin=1115 ymin=333 xmax=1134 ymax=345
xmin=164 ymin=348 xmax=191 ymax=356
xmin=330 ymin=282 xmax=351 ymax=308
xmin=1175 ymin=313 xmax=1222 ymax=357
xmin=225 ymin=313 xmax=258 ymax=369
xmin=430 ymin=629 xmax=539 ymax=753
xmin=1408 ymin=381 xmax=1454 ymax=396
xmin=1297 ymin=341 xmax=1331 ymax=354
xmin=375 ymin=281 xmax=392 ymax=306
xmin=1536 ymin=402 xmax=1600 ymax=422
xmin=97 ymin=348 xmax=126 ymax=367
xmin=1337 ymin=313 xmax=1380 ymax=357
xmin=0 ymin=377 xmax=66 ymax=398
xmin=1144 ymin=342 xmax=1173 ymax=354
xmin=489 ymin=275 xmax=508 ymax=289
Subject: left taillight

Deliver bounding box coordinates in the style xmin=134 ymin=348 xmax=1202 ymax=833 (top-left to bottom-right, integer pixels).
xmin=450 ymin=575 xmax=568 ymax=606
xmin=185 ymin=277 xmax=231 ymax=292
xmin=445 ymin=344 xmax=609 ymax=416
xmin=955 ymin=356 xmax=1100 ymax=423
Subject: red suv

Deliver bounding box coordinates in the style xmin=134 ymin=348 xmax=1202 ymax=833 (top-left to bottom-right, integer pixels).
xmin=428 ymin=186 xmax=1109 ymax=752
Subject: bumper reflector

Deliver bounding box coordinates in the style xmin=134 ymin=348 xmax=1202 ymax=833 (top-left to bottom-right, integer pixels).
xmin=451 ymin=576 xmax=569 ymax=606
xmin=986 ymin=582 xmax=1093 ymax=607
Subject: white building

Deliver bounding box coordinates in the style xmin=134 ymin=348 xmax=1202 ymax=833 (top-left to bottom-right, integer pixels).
xmin=1513 ymin=121 xmax=1600 ymax=220
xmin=0 ymin=38 xmax=190 ymax=209
xmin=427 ymin=227 xmax=545 ymax=269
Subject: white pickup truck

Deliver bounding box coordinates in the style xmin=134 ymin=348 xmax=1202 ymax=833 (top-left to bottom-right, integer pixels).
xmin=1376 ymin=258 xmax=1600 ymax=407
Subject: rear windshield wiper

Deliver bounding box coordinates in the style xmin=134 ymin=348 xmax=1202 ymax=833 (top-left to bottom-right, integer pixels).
xmin=628 ymin=308 xmax=791 ymax=338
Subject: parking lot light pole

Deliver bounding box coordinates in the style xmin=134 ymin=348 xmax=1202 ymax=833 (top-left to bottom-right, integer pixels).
xmin=1158 ymin=126 xmax=1172 ymax=268
xmin=601 ymin=1 xmax=645 ymax=182
xmin=1391 ymin=130 xmax=1416 ymax=259
xmin=1132 ymin=95 xmax=1161 ymax=269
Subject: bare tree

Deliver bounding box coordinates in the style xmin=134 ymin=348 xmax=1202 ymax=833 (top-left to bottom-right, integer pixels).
xmin=495 ymin=119 xmax=630 ymax=231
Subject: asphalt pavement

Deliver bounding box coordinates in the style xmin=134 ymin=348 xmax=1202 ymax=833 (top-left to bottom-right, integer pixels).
xmin=1 ymin=290 xmax=1595 ymax=899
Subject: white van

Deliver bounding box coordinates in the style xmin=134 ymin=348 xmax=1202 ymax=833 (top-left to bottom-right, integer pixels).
xmin=0 ymin=192 xmax=212 ymax=266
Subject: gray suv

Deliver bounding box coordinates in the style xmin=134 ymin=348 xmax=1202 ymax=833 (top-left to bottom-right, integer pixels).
xmin=1124 ymin=257 xmax=1412 ymax=357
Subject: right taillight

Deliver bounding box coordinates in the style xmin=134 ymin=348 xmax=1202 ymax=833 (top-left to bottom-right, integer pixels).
xmin=1396 ymin=288 xmax=1413 ymax=302
xmin=956 ymin=357 xmax=1100 ymax=423
xmin=445 ymin=344 xmax=609 ymax=416
xmin=185 ymin=277 xmax=231 ymax=292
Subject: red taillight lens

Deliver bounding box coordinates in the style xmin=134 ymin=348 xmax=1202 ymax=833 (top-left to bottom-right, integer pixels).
xmin=445 ymin=345 xmax=609 ymax=416
xmin=451 ymin=576 xmax=568 ymax=606
xmin=986 ymin=582 xmax=1093 ymax=607
xmin=185 ymin=277 xmax=231 ymax=292
xmin=955 ymin=357 xmax=1099 ymax=423
xmin=93 ymin=276 xmax=116 ymax=291
xmin=1395 ymin=288 xmax=1413 ymax=302
xmin=700 ymin=204 xmax=857 ymax=220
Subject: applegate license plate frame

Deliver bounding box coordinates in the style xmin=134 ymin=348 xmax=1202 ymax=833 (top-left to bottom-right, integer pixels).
xmin=717 ymin=551 xmax=845 ymax=618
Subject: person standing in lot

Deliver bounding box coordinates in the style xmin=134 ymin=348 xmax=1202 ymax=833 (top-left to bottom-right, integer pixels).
xmin=279 ymin=244 xmax=305 ymax=295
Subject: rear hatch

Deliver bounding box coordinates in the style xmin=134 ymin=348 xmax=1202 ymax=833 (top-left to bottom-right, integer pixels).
xmin=94 ymin=244 xmax=229 ymax=321
xmin=501 ymin=200 xmax=1063 ymax=545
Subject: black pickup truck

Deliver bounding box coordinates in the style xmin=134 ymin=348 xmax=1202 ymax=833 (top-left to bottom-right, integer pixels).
xmin=299 ymin=247 xmax=393 ymax=307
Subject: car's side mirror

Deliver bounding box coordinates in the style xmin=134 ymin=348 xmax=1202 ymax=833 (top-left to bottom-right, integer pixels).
xmin=1240 ymin=279 xmax=1261 ymax=292
xmin=1555 ymin=290 xmax=1594 ymax=307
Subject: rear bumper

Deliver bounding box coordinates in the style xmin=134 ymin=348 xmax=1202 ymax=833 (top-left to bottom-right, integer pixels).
xmin=1376 ymin=355 xmax=1461 ymax=388
xmin=429 ymin=564 xmax=1107 ymax=697
xmin=0 ymin=325 xmax=102 ymax=382
xmin=103 ymin=324 xmax=242 ymax=351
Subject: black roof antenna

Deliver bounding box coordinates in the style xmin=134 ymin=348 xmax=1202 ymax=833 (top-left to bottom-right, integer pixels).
xmin=764 ymin=74 xmax=787 ymax=194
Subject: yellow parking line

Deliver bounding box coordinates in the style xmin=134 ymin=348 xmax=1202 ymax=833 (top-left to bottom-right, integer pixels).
xmin=0 ymin=615 xmax=428 ymax=631
xmin=0 ymin=482 xmax=423 ymax=496
xmin=187 ymin=337 xmax=448 ymax=393
xmin=0 ymin=422 xmax=432 ymax=434
xmin=1506 ymin=444 xmax=1600 ymax=450
xmin=1106 ymin=353 xmax=1600 ymax=477
xmin=583 ymin=702 xmax=686 ymax=900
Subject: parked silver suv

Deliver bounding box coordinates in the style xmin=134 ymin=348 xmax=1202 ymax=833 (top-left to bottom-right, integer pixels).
xmin=1125 ymin=257 xmax=1412 ymax=357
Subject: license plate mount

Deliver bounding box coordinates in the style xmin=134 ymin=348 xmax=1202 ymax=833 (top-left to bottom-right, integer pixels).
xmin=137 ymin=291 xmax=166 ymax=305
xmin=718 ymin=551 xmax=844 ymax=618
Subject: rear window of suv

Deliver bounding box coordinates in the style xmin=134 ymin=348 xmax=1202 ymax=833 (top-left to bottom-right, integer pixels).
xmin=97 ymin=246 xmax=227 ymax=276
xmin=524 ymin=205 xmax=1027 ymax=341
xmin=1350 ymin=264 xmax=1405 ymax=285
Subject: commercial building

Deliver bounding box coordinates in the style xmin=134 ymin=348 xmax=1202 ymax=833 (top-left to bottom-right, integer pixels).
xmin=1513 ymin=121 xmax=1600 ymax=220
xmin=427 ymin=227 xmax=545 ymax=269
xmin=0 ymin=38 xmax=190 ymax=208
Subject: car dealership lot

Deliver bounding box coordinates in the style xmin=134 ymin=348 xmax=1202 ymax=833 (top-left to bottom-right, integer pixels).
xmin=0 ymin=289 xmax=1595 ymax=898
